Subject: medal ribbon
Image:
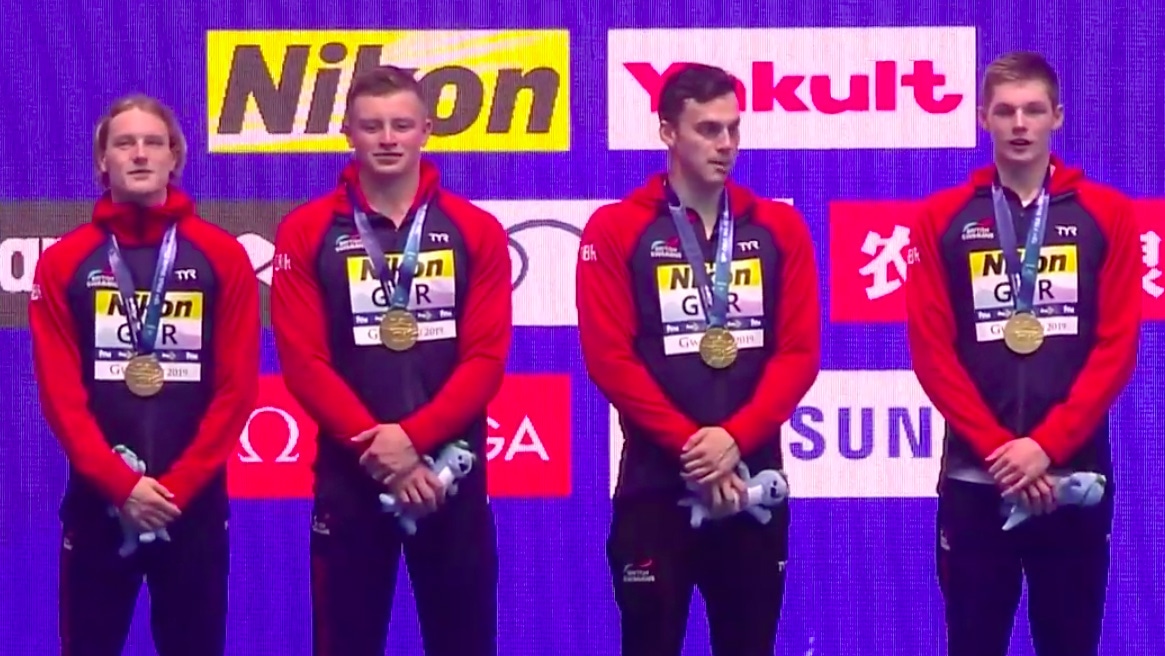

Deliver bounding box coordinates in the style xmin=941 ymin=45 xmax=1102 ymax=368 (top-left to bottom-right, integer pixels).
xmin=665 ymin=186 xmax=735 ymax=330
xmin=349 ymin=189 xmax=431 ymax=312
xmin=991 ymin=173 xmax=1051 ymax=315
xmin=107 ymin=225 xmax=178 ymax=355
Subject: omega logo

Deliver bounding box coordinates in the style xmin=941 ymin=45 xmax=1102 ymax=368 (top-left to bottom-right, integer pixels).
xmin=237 ymin=406 xmax=301 ymax=463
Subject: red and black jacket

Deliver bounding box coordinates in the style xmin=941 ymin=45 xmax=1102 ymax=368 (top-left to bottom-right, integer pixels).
xmin=270 ymin=159 xmax=511 ymax=514
xmin=28 ymin=187 xmax=260 ymax=519
xmin=576 ymin=173 xmax=821 ymax=497
xmin=905 ymin=155 xmax=1141 ymax=482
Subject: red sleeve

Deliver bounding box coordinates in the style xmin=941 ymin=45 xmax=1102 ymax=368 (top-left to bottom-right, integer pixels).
xmin=1029 ymin=187 xmax=1141 ymax=464
xmin=905 ymin=188 xmax=1015 ymax=459
xmin=400 ymin=200 xmax=512 ymax=455
xmin=28 ymin=228 xmax=142 ymax=507
xmin=721 ymin=203 xmax=821 ymax=454
xmin=270 ymin=206 xmax=378 ymax=452
xmin=575 ymin=204 xmax=699 ymax=455
xmin=157 ymin=223 xmax=260 ymax=509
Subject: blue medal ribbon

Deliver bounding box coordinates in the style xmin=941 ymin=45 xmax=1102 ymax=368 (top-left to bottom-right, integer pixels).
xmin=106 ymin=225 xmax=178 ymax=355
xmin=349 ymin=189 xmax=431 ymax=312
xmin=665 ymin=186 xmax=735 ymax=330
xmin=991 ymin=173 xmax=1051 ymax=315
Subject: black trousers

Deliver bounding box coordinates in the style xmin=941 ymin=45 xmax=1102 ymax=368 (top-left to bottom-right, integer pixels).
xmin=58 ymin=509 xmax=229 ymax=656
xmin=310 ymin=485 xmax=498 ymax=656
xmin=937 ymin=478 xmax=1113 ymax=656
xmin=606 ymin=493 xmax=790 ymax=656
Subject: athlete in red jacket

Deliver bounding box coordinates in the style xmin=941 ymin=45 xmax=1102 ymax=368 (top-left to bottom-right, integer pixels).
xmin=577 ymin=63 xmax=821 ymax=656
xmin=29 ymin=95 xmax=260 ymax=656
xmin=270 ymin=66 xmax=511 ymax=656
xmin=905 ymin=52 xmax=1140 ymax=656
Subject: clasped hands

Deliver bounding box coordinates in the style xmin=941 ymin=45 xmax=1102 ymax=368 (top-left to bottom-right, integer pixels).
xmin=986 ymin=437 xmax=1057 ymax=517
xmin=680 ymin=427 xmax=747 ymax=519
xmin=352 ymin=424 xmax=446 ymax=518
xmin=119 ymin=477 xmax=181 ymax=533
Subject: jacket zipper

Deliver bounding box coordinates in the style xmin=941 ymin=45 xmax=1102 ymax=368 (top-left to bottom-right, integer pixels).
xmin=1015 ymin=198 xmax=1029 ymax=438
xmin=1016 ymin=360 xmax=1026 ymax=438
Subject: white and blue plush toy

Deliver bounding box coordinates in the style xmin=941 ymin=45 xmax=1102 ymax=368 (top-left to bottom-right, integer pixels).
xmin=379 ymin=441 xmax=476 ymax=535
xmin=679 ymin=463 xmax=790 ymax=529
xmin=107 ymin=445 xmax=171 ymax=557
xmin=1001 ymin=471 xmax=1106 ymax=531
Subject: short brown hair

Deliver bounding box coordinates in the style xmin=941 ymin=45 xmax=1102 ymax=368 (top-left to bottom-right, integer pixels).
xmin=980 ymin=51 xmax=1060 ymax=107
xmin=344 ymin=65 xmax=427 ymax=118
xmin=93 ymin=94 xmax=187 ymax=188
xmin=657 ymin=64 xmax=739 ymax=125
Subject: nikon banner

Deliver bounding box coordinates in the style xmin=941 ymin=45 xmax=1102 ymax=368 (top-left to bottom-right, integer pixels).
xmin=206 ymin=30 xmax=571 ymax=153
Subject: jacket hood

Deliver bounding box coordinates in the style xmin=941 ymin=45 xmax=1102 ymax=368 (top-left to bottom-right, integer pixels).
xmin=331 ymin=158 xmax=441 ymax=219
xmin=91 ymin=185 xmax=195 ymax=246
xmin=968 ymin=153 xmax=1085 ymax=196
xmin=624 ymin=172 xmax=758 ymax=218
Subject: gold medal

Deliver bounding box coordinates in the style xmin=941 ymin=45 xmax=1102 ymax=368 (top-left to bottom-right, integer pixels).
xmin=124 ymin=355 xmax=165 ymax=398
xmin=1003 ymin=312 xmax=1044 ymax=355
xmin=379 ymin=308 xmax=419 ymax=351
xmin=699 ymin=327 xmax=738 ymax=369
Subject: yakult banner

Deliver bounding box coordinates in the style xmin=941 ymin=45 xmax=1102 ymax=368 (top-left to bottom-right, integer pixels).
xmin=2 ymin=4 xmax=1163 ymax=656
xmin=606 ymin=27 xmax=979 ymax=150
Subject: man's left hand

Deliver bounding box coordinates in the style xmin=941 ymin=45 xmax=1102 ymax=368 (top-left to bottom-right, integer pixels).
xmin=987 ymin=437 xmax=1051 ymax=497
xmin=705 ymin=472 xmax=749 ymax=519
xmin=680 ymin=427 xmax=740 ymax=485
xmin=1013 ymin=474 xmax=1059 ymax=516
xmin=388 ymin=466 xmax=447 ymax=517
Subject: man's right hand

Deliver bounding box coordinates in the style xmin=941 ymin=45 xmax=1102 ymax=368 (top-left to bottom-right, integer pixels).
xmin=120 ymin=477 xmax=181 ymax=532
xmin=681 ymin=428 xmax=742 ymax=486
xmin=352 ymin=424 xmax=421 ymax=483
